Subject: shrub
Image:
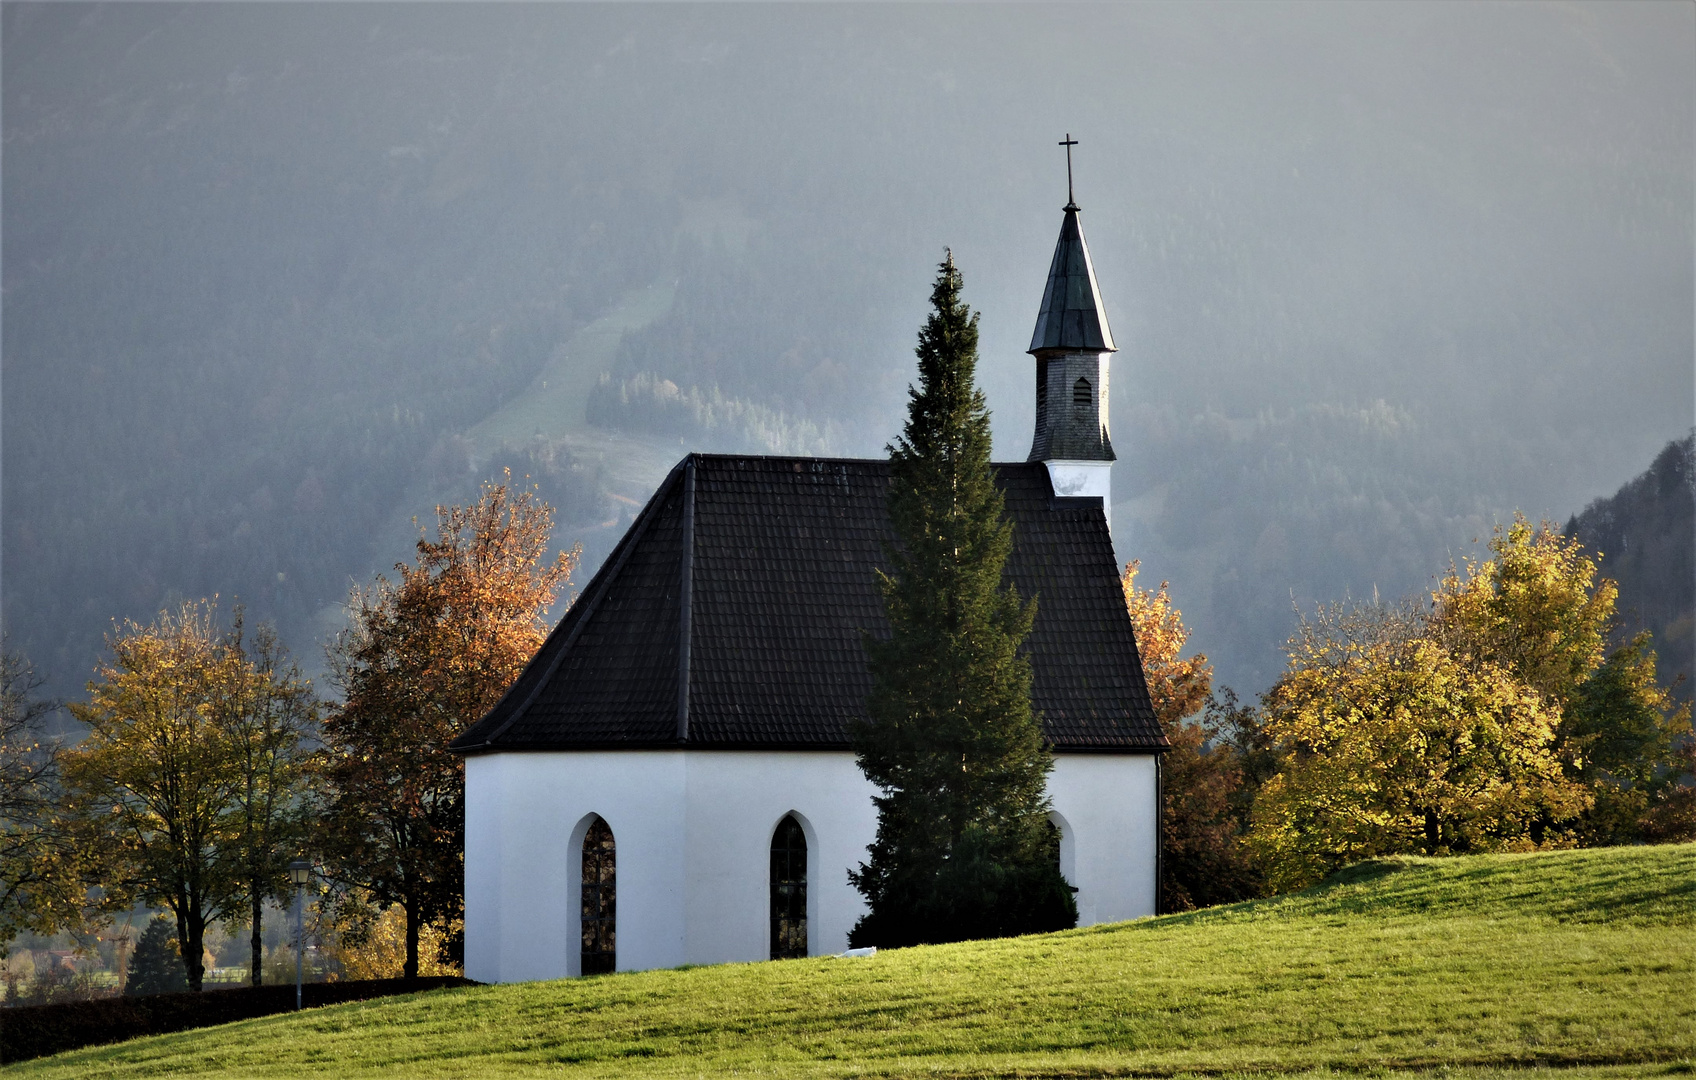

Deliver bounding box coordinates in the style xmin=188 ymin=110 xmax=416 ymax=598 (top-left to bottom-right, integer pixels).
xmin=0 ymin=976 xmax=475 ymax=1064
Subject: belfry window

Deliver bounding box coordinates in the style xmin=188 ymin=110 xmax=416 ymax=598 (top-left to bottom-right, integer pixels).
xmin=580 ymin=816 xmax=616 ymax=975
xmin=770 ymin=815 xmax=808 ymax=960
xmin=1074 ymin=377 xmax=1092 ymax=408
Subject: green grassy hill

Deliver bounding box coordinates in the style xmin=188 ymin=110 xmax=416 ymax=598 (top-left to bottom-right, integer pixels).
xmin=18 ymin=845 xmax=1695 ymax=1079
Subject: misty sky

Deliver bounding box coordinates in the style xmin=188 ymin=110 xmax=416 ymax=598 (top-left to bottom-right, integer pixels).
xmin=4 ymin=2 xmax=1692 ymax=699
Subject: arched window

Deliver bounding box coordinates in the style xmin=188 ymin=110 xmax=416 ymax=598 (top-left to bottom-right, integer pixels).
xmin=770 ymin=815 xmax=808 ymax=960
xmin=580 ymin=816 xmax=616 ymax=975
xmin=1073 ymin=377 xmax=1092 ymax=408
xmin=1048 ymin=810 xmax=1076 ymax=887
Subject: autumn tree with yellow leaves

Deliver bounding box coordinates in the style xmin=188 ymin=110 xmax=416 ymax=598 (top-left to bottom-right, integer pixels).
xmin=322 ymin=476 xmax=577 ymax=978
xmin=222 ymin=615 xmax=318 ymax=986
xmin=1247 ymin=601 xmax=1588 ymax=892
xmin=1248 ymin=517 xmax=1691 ymax=892
xmin=61 ymin=602 xmax=317 ymax=991
xmin=1429 ymin=517 xmax=1617 ymax=709
xmin=1430 ymin=518 xmax=1692 ymax=844
xmin=321 ymin=901 xmax=460 ymax=980
xmin=0 ymin=644 xmax=84 ymax=945
xmin=1431 ymin=517 xmax=1692 ymax=845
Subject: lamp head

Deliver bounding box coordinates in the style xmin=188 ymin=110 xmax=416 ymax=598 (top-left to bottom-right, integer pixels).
xmin=288 ymin=859 xmax=311 ymax=887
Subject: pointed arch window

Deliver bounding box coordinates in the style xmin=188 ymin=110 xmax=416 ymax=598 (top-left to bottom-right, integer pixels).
xmin=1073 ymin=377 xmax=1092 ymax=408
xmin=580 ymin=816 xmax=616 ymax=975
xmin=770 ymin=815 xmax=808 ymax=960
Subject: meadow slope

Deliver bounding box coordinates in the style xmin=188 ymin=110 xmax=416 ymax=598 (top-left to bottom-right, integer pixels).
xmin=16 ymin=844 xmax=1694 ymax=1079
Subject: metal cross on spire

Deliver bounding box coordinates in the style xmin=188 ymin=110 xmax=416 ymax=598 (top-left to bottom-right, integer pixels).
xmin=1059 ymin=133 xmax=1079 ymax=209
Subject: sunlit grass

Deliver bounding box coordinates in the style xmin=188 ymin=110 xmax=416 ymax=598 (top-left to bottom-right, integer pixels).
xmin=16 ymin=844 xmax=1693 ymax=1079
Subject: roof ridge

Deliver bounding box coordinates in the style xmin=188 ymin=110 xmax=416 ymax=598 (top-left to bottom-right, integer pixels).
xmin=681 ymin=454 xmax=1047 ymax=469
xmin=687 ymin=453 xmax=889 ymax=466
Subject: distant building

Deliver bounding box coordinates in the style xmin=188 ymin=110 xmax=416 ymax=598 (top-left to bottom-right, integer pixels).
xmin=451 ymin=195 xmax=1164 ymax=981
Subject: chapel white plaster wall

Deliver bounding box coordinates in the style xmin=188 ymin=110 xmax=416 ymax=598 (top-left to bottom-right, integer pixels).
xmin=681 ymin=751 xmax=878 ymax=965
xmin=1047 ymin=754 xmax=1159 ymax=925
xmin=462 ymin=754 xmax=503 ymax=984
xmin=464 ymin=749 xmax=1157 ymax=983
xmin=462 ymin=751 xmax=687 ymax=983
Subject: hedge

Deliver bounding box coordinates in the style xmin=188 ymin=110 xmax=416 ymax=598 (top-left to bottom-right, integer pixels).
xmin=1 ymin=976 xmax=477 ymax=1064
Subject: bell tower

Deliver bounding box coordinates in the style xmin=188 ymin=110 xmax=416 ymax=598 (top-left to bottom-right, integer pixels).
xmin=1028 ymin=136 xmax=1116 ymax=525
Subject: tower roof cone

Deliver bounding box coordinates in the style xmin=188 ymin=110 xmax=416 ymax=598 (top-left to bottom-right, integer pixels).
xmin=1028 ymin=205 xmax=1116 ymax=355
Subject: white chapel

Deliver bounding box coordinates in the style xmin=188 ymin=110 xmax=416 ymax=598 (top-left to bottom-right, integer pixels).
xmin=451 ymin=193 xmax=1166 ymax=982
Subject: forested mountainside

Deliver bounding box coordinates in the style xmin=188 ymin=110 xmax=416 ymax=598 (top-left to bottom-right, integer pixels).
xmin=1567 ymin=435 xmax=1696 ymax=701
xmin=2 ymin=5 xmax=919 ymax=703
xmin=4 ymin=5 xmax=1691 ymax=703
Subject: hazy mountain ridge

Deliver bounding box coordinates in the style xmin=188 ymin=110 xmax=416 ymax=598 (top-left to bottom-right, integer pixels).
xmin=1118 ymin=399 xmax=1505 ymax=695
xmin=1566 ymin=435 xmax=1696 ymax=701
xmin=3 ymin=6 xmax=686 ymax=693
xmin=3 ymin=4 xmax=1690 ymax=702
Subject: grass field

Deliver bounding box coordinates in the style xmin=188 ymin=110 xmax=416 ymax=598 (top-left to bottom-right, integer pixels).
xmin=16 ymin=844 xmax=1694 ymax=1079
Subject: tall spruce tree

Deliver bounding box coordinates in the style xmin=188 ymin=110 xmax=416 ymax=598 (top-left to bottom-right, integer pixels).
xmin=849 ymin=253 xmax=1076 ymax=947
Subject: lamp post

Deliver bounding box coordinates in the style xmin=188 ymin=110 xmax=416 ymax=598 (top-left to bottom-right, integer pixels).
xmin=288 ymin=859 xmax=311 ymax=1011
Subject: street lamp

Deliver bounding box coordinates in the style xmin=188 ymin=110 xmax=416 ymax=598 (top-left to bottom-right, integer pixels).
xmin=288 ymin=859 xmax=311 ymax=1011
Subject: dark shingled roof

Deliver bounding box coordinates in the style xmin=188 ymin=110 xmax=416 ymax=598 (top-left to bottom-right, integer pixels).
xmin=1028 ymin=205 xmax=1117 ymax=355
xmin=451 ymin=455 xmax=1164 ymax=755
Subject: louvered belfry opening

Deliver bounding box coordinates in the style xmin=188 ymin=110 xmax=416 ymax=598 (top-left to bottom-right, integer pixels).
xmin=770 ymin=815 xmax=808 ymax=960
xmin=580 ymin=816 xmax=616 ymax=975
xmin=1073 ymin=376 xmax=1091 ymax=408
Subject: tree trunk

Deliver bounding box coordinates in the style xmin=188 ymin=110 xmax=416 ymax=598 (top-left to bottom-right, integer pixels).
xmin=250 ymin=887 xmax=264 ymax=986
xmin=404 ymin=903 xmax=421 ymax=980
xmin=177 ymin=908 xmax=206 ymax=992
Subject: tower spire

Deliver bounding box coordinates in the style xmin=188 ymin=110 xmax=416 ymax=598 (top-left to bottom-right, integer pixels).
xmin=1027 ymin=143 xmax=1116 ymax=525
xmin=1028 ymin=209 xmax=1114 ymax=355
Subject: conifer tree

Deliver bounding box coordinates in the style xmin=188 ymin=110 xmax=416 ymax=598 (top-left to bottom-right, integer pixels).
xmin=849 ymin=253 xmax=1076 ymax=947
xmin=125 ymin=915 xmax=189 ymax=996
